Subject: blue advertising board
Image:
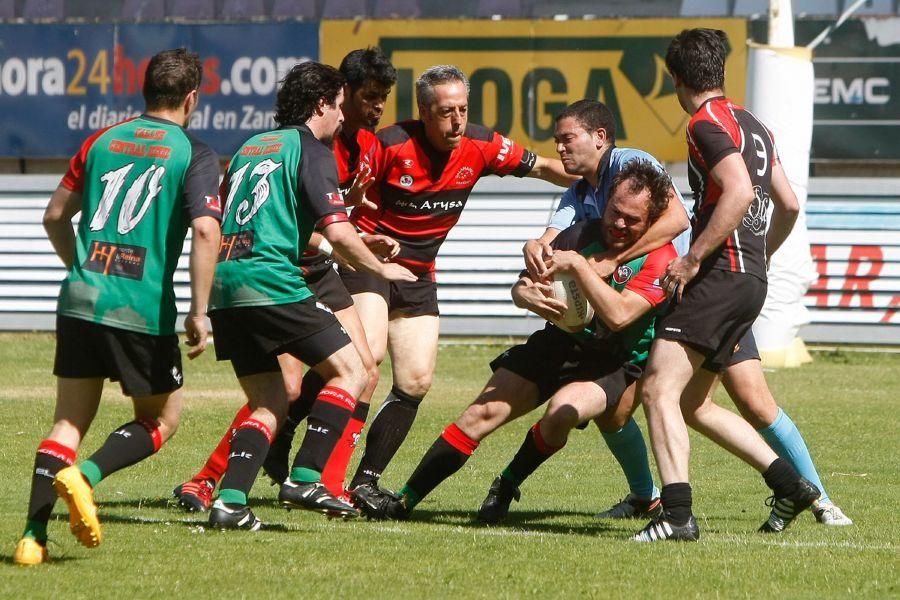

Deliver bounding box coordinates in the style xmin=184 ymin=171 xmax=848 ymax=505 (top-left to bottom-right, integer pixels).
xmin=0 ymin=23 xmax=318 ymax=156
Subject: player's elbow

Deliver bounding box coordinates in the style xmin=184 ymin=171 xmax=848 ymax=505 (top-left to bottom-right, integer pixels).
xmin=602 ymin=311 xmax=631 ymax=332
xmin=780 ymin=195 xmax=800 ymax=220
xmin=191 ymin=216 xmax=221 ymax=246
xmin=675 ymin=208 xmax=690 ymax=234
xmin=42 ymin=207 xmax=65 ymax=233
xmin=322 ymin=222 xmax=355 ymax=249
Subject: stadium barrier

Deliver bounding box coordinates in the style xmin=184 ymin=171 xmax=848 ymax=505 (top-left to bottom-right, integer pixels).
xmin=2 ymin=175 xmax=897 ymax=344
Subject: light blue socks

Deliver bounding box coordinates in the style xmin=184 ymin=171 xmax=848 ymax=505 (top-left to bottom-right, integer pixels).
xmin=758 ymin=408 xmax=830 ymax=504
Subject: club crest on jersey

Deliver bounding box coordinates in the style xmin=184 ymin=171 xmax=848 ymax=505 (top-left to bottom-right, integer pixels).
xmin=613 ymin=265 xmax=634 ymax=284
xmin=455 ymin=166 xmax=475 ymax=186
xmin=743 ymin=185 xmax=770 ymax=236
xmin=399 ymin=174 xmax=414 ymax=187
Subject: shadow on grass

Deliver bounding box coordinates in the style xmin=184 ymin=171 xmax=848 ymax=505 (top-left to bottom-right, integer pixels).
xmin=94 ymin=511 xmax=298 ymax=533
xmin=403 ymin=508 xmax=622 ymax=537
xmin=97 ymin=496 xmax=278 ymax=511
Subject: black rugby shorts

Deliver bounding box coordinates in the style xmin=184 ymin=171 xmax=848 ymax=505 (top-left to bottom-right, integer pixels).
xmin=656 ymin=268 xmax=767 ymax=372
xmin=210 ymin=298 xmax=351 ymax=378
xmin=54 ymin=315 xmax=183 ymax=397
xmin=490 ymin=324 xmax=640 ymax=413
xmin=339 ymin=266 xmax=438 ymax=317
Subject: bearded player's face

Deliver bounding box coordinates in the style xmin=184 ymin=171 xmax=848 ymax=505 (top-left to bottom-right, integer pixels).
xmin=601 ymin=183 xmax=652 ymax=251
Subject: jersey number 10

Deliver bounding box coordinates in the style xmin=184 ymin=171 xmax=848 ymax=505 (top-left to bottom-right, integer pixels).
xmin=89 ymin=163 xmax=166 ymax=235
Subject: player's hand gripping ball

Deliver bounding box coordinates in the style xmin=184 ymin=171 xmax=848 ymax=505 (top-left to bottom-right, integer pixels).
xmin=550 ymin=273 xmax=594 ymax=332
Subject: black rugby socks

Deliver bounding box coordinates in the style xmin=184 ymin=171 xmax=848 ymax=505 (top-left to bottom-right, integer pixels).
xmin=350 ymin=386 xmax=422 ymax=488
xmin=400 ymin=423 xmax=479 ymax=508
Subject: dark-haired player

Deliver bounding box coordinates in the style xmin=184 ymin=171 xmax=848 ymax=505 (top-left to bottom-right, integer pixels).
xmin=14 ymin=48 xmax=222 ymax=565
xmin=372 ymin=160 xmax=676 ymax=520
xmin=173 ymin=48 xmax=399 ymax=511
xmin=342 ymin=64 xmax=575 ymax=516
xmin=205 ymin=61 xmax=415 ymax=530
xmin=633 ymin=28 xmax=820 ymax=542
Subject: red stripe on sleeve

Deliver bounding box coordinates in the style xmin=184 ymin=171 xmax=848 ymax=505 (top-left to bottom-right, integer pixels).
xmin=317 ymin=212 xmax=349 ymax=229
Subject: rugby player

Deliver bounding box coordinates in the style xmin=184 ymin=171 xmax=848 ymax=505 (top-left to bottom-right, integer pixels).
xmin=633 ymin=28 xmax=820 ymax=542
xmin=173 ymin=48 xmax=397 ymax=512
xmin=522 ymin=101 xmax=851 ymax=526
xmin=339 ymin=65 xmax=577 ymax=516
xmin=14 ymin=49 xmax=222 ymax=565
xmin=370 ymin=159 xmax=676 ymax=521
xmin=206 ymin=61 xmax=415 ymax=530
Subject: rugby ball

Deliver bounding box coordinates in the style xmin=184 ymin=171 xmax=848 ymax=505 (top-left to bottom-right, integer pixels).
xmin=550 ymin=274 xmax=595 ymax=332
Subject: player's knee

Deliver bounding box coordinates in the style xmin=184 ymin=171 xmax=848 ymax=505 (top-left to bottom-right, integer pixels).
xmin=397 ymin=374 xmax=431 ymax=398
xmin=46 ymin=420 xmax=85 ymax=450
xmin=155 ymin=413 xmax=181 ymax=442
xmin=731 ymin=389 xmax=778 ymax=429
xmin=364 ymin=360 xmax=380 ymax=391
xmin=284 ymin=377 xmax=303 ymax=404
xmin=736 ymin=402 xmax=775 ymax=430
xmin=594 ymin=409 xmax=628 ymax=432
xmin=544 ymin=401 xmax=580 ymax=432
xmin=458 ymin=401 xmax=501 ymax=435
xmin=639 ymin=378 xmax=669 ymax=409
xmin=331 ymin=350 xmax=369 ymax=398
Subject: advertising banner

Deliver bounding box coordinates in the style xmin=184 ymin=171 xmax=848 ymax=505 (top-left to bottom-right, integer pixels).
xmin=0 ymin=23 xmax=318 ymax=156
xmin=321 ymin=19 xmax=747 ymax=162
xmin=751 ymin=18 xmax=900 ymax=162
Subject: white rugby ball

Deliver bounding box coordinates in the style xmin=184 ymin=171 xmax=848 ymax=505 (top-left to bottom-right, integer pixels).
xmin=550 ymin=274 xmax=595 ymax=332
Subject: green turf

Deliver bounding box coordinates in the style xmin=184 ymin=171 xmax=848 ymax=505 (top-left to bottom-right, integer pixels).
xmin=1 ymin=334 xmax=897 ymax=598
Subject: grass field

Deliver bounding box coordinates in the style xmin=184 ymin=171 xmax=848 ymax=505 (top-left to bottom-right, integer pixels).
xmin=1 ymin=333 xmax=898 ymax=598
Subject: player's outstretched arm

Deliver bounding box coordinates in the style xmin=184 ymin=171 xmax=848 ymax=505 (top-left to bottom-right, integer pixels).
xmin=323 ymin=220 xmax=416 ymax=282
xmin=548 ymin=250 xmax=652 ymax=331
xmin=765 ymin=160 xmax=800 ymax=262
xmin=526 ymin=155 xmax=580 ymax=188
xmin=43 ymin=185 xmax=83 ymax=269
xmin=185 ymin=215 xmax=221 ymax=359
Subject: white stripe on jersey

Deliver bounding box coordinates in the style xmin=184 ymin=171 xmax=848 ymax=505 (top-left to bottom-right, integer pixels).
xmin=729 ymin=105 xmax=746 ymax=153
xmin=688 ymin=155 xmax=705 ymax=211
xmin=733 ymin=229 xmax=746 ymax=273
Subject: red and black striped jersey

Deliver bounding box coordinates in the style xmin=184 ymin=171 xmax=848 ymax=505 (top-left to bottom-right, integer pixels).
xmin=300 ymin=126 xmax=379 ymax=275
xmin=334 ymin=126 xmax=378 ymax=190
xmin=351 ymin=120 xmax=536 ymax=274
xmin=686 ymin=96 xmax=777 ymax=281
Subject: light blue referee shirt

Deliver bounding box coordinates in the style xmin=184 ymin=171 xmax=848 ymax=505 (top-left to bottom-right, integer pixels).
xmin=548 ymin=146 xmax=691 ymax=255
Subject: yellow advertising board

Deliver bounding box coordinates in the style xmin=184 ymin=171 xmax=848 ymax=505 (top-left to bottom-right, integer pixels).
xmin=322 ymin=19 xmax=747 ymax=162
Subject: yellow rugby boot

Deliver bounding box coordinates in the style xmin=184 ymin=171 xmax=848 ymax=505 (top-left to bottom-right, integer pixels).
xmin=13 ymin=537 xmax=48 ymax=566
xmin=53 ymin=466 xmax=102 ymax=548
